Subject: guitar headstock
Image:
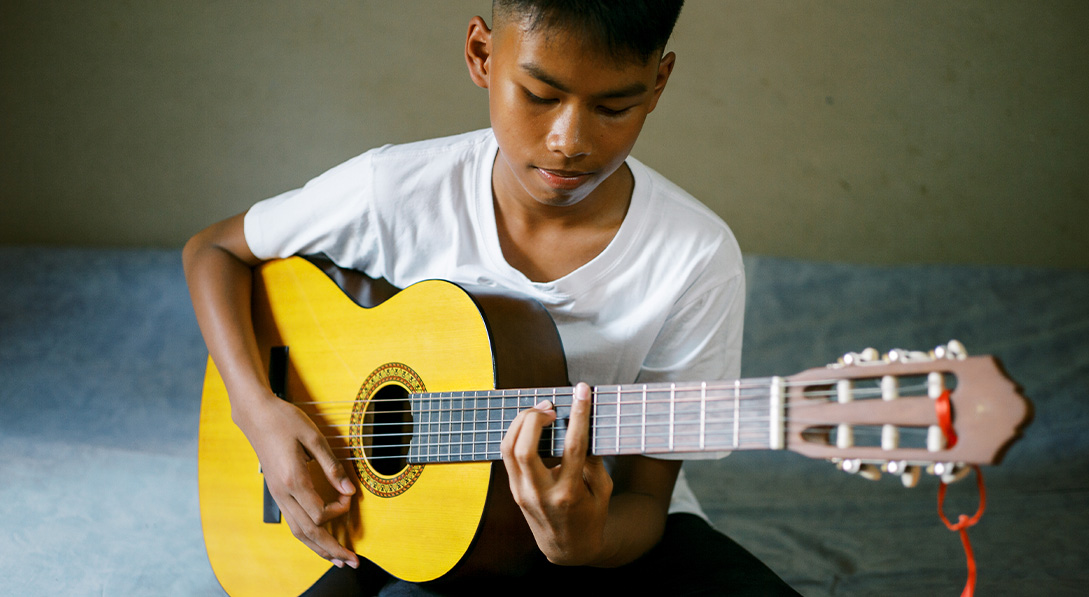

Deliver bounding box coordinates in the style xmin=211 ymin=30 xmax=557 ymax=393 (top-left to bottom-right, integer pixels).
xmin=784 ymin=341 xmax=1032 ymax=486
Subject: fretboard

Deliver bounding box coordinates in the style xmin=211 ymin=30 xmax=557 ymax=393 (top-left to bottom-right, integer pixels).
xmin=406 ymin=379 xmax=783 ymax=464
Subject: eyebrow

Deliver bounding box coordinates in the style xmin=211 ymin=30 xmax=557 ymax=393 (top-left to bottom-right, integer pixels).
xmin=519 ymin=62 xmax=648 ymax=99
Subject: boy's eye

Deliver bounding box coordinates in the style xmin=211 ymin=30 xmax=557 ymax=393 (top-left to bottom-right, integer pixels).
xmin=523 ymin=89 xmax=555 ymax=105
xmin=598 ymin=105 xmax=634 ymax=117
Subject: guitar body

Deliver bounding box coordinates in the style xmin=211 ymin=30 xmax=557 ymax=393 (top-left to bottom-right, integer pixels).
xmin=198 ymin=257 xmax=568 ymax=596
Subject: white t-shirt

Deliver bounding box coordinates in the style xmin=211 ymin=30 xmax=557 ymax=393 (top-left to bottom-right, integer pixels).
xmin=244 ymin=129 xmax=745 ymax=515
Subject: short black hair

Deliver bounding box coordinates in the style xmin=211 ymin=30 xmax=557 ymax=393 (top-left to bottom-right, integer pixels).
xmin=493 ymin=0 xmax=684 ymax=64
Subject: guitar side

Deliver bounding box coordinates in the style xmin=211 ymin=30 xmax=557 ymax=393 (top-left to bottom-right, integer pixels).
xmin=198 ymin=257 xmax=568 ymax=595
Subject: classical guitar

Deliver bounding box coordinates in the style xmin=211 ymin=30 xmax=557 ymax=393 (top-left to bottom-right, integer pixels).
xmin=197 ymin=256 xmax=1031 ymax=596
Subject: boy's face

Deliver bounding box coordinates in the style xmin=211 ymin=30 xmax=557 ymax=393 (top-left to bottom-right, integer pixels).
xmin=467 ymin=16 xmax=675 ymax=211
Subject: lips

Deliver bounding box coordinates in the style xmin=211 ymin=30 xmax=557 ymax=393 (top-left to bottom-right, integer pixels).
xmin=536 ymin=167 xmax=593 ymax=190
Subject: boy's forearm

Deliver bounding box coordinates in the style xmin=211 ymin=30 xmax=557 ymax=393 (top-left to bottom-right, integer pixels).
xmin=592 ymin=490 xmax=671 ymax=567
xmin=182 ymin=216 xmax=275 ymax=424
xmin=590 ymin=456 xmax=680 ymax=568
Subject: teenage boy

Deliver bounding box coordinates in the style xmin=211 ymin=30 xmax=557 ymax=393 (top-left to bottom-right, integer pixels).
xmin=184 ymin=1 xmax=798 ymax=594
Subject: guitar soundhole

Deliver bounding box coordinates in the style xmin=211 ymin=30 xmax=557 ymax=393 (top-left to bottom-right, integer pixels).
xmin=351 ymin=362 xmax=425 ymax=497
xmin=365 ymin=384 xmax=413 ymax=476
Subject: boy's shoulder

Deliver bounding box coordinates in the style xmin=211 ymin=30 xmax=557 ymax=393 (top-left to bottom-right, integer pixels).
xmin=629 ymin=156 xmax=737 ymax=244
xmin=297 ymin=129 xmax=496 ymax=200
xmin=367 ymin=128 xmax=495 ymax=164
xmin=622 ymin=156 xmax=744 ymax=283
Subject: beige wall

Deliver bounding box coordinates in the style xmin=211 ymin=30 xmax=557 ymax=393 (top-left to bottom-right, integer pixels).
xmin=2 ymin=1 xmax=1086 ymax=267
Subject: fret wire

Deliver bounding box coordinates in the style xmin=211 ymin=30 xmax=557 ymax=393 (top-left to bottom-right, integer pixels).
xmin=615 ymin=386 xmax=621 ymax=454
xmin=668 ymin=382 xmax=675 ymax=453
xmin=458 ymin=391 xmax=466 ymax=461
xmin=429 ymin=393 xmax=437 ymax=462
xmin=733 ymin=379 xmax=741 ymax=449
xmin=591 ymin=389 xmax=597 ymax=456
xmin=641 ymin=384 xmax=647 ymax=454
xmin=422 ymin=395 xmax=430 ymax=462
xmin=699 ymin=381 xmax=706 ymax=451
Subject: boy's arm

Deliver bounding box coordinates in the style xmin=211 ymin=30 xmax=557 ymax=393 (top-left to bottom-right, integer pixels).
xmin=501 ymin=383 xmax=679 ymax=567
xmin=182 ymin=213 xmax=360 ymax=569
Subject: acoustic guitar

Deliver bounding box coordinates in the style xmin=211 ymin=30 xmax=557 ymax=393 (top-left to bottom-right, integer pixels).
xmin=197 ymin=256 xmax=1031 ymax=596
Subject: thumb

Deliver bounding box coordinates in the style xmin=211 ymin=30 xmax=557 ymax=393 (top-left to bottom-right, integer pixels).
xmin=582 ymin=454 xmax=612 ymax=497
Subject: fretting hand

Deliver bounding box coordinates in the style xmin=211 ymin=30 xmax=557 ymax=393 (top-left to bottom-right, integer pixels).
xmin=500 ymin=382 xmax=615 ymax=566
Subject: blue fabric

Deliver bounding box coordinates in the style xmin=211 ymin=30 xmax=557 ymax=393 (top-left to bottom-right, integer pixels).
xmin=1 ymin=247 xmax=1086 ymax=595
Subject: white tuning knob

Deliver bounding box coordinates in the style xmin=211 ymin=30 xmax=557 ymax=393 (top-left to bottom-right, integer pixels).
xmin=900 ymin=466 xmax=921 ymax=488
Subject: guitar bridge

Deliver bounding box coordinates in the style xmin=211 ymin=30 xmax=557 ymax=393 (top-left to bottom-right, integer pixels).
xmin=262 ymin=345 xmax=290 ymax=524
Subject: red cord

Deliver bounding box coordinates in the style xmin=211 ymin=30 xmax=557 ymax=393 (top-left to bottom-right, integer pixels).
xmin=935 ymin=388 xmax=958 ymax=448
xmin=938 ymin=465 xmax=985 ymax=597
xmin=935 ymin=389 xmax=983 ymax=596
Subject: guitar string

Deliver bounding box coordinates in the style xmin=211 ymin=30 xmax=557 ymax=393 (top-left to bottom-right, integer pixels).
xmin=327 ymin=423 xmax=929 ymax=448
xmin=318 ymin=413 xmax=934 ymax=457
xmin=332 ymin=427 xmax=933 ymax=463
xmin=290 ymin=381 xmax=930 ymax=417
xmin=323 ymin=416 xmax=787 ymax=441
xmin=286 ymin=378 xmax=929 ymax=409
xmin=294 ymin=381 xmax=932 ymax=426
xmin=319 ymin=414 xmax=915 ymax=442
xmin=330 ymin=427 xmax=929 ymax=463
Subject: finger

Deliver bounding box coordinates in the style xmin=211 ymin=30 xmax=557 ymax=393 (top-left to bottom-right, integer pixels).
xmin=278 ymin=494 xmax=359 ymax=568
xmin=513 ymin=402 xmax=556 ymax=465
xmin=504 ymin=402 xmax=556 ymax=481
xmin=559 ymin=383 xmax=592 ymax=484
xmin=285 ymin=444 xmax=346 ymax=525
xmin=303 ymin=430 xmax=357 ymax=497
xmin=500 ymin=404 xmax=530 ymax=476
xmin=582 ymin=454 xmax=613 ymax=497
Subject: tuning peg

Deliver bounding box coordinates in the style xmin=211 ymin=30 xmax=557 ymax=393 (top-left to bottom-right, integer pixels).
xmin=929 ymin=462 xmax=970 ymax=483
xmin=857 ymin=464 xmax=882 ymax=481
xmin=887 ymin=348 xmax=932 ymax=363
xmin=838 ymin=458 xmax=881 ymax=481
xmin=886 ymin=461 xmax=921 ymax=488
xmin=838 ymin=347 xmax=879 ymax=366
xmin=934 ymin=340 xmax=968 ymax=360
xmin=900 ymin=466 xmax=921 ymax=488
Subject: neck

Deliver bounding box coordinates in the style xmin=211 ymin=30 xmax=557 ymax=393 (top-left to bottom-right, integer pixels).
xmin=491 ymin=159 xmax=633 ymax=283
xmin=406 ymin=378 xmax=783 ymax=463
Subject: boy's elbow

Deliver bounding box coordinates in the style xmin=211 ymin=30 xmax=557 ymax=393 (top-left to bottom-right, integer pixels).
xmin=181 ymin=230 xmax=209 ymax=276
xmin=181 ymin=212 xmax=255 ymax=275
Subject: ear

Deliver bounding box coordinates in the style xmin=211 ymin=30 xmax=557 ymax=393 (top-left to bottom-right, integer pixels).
xmin=646 ymin=51 xmax=676 ymax=114
xmin=465 ymin=16 xmax=493 ymax=90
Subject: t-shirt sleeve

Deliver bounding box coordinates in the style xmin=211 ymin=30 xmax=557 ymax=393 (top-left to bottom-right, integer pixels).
xmin=243 ymin=151 xmax=381 ymax=269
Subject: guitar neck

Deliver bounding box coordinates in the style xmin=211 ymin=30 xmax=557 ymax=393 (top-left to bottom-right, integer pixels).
xmin=407 ymin=378 xmax=783 ymax=463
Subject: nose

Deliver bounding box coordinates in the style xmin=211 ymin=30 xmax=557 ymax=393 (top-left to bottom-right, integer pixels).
xmin=545 ymin=104 xmax=591 ymax=159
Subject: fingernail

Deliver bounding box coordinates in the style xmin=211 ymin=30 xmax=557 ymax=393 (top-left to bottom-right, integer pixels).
xmin=341 ymin=479 xmax=355 ymax=494
xmin=535 ymin=400 xmax=553 ymax=410
xmin=348 ymin=559 xmax=359 ymax=569
xmin=332 ymin=559 xmax=344 ymax=568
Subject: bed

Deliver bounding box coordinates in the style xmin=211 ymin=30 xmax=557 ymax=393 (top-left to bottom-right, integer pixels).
xmin=1 ymin=247 xmax=1085 ymax=595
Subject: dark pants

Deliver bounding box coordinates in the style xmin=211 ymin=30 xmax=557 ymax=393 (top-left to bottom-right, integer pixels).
xmin=303 ymin=513 xmax=800 ymax=596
